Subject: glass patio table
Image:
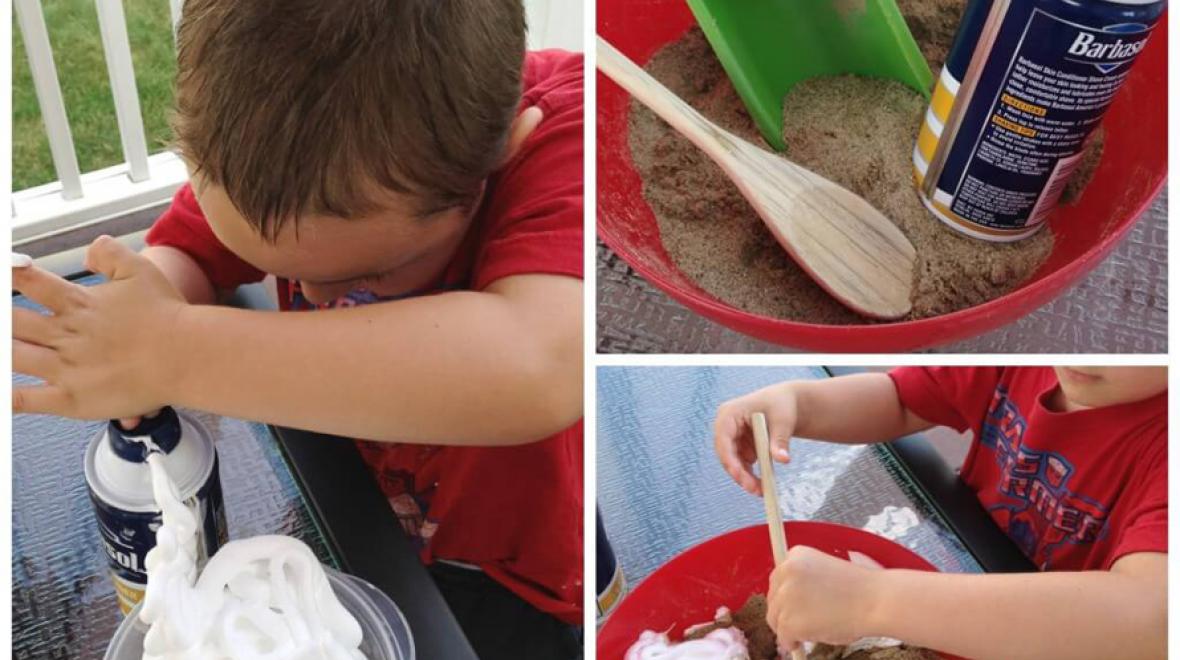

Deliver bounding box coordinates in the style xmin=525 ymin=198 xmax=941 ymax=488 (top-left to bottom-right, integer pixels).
xmin=13 ymin=274 xmax=475 ymax=659
xmin=597 ymin=366 xmax=986 ymax=594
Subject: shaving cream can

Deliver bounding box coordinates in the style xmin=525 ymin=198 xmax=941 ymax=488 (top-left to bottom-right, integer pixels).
xmin=83 ymin=407 xmax=227 ymax=615
xmin=914 ymin=0 xmax=1165 ymax=241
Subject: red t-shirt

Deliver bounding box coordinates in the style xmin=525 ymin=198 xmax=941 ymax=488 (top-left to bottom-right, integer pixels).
xmin=890 ymin=367 xmax=1166 ymax=571
xmin=146 ymin=50 xmax=584 ymax=623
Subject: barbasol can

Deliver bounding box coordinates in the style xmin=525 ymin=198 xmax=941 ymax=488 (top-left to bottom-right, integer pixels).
xmin=596 ymin=509 xmax=625 ymax=622
xmin=913 ymin=0 xmax=1165 ymax=241
xmin=83 ymin=407 xmax=227 ymax=615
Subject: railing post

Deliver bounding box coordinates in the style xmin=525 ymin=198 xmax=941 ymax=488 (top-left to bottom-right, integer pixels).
xmin=94 ymin=0 xmax=151 ymax=183
xmin=169 ymin=0 xmax=183 ymax=42
xmin=14 ymin=0 xmax=84 ymax=200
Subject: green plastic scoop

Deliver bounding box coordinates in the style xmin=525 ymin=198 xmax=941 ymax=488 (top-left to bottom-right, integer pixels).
xmin=686 ymin=0 xmax=934 ymax=151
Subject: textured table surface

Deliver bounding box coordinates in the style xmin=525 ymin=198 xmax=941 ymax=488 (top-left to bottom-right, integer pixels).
xmin=597 ymin=191 xmax=1167 ymax=354
xmin=597 ymin=366 xmax=982 ymax=597
xmin=12 ymin=280 xmax=334 ymax=660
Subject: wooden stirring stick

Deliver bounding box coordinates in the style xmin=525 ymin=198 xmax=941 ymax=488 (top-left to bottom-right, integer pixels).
xmin=752 ymin=413 xmax=789 ymax=560
xmin=752 ymin=412 xmax=808 ymax=660
xmin=597 ymin=36 xmax=916 ymax=320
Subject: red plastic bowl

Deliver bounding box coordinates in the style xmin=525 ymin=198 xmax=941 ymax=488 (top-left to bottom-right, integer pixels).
xmin=597 ymin=4 xmax=1168 ymax=352
xmin=597 ymin=522 xmax=953 ymax=659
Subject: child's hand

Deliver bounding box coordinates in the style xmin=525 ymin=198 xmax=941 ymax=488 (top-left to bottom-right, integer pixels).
xmin=713 ymin=382 xmax=799 ymax=495
xmin=13 ymin=236 xmax=188 ymax=420
xmin=766 ymin=546 xmax=883 ymax=653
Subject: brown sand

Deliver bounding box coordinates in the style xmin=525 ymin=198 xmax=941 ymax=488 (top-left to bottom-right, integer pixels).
xmin=896 ymin=0 xmax=965 ymax=72
xmin=685 ymin=594 xmax=937 ymax=659
xmin=780 ymin=74 xmax=1052 ymax=319
xmin=683 ymin=594 xmax=778 ymax=659
xmin=684 ymin=595 xmax=778 ymax=659
xmin=630 ymin=29 xmax=867 ymax=325
xmin=1061 ymin=126 xmax=1106 ymax=205
xmin=823 ymin=645 xmax=939 ymax=660
xmin=627 ymin=0 xmax=1083 ymax=324
xmin=733 ymin=595 xmax=779 ymax=659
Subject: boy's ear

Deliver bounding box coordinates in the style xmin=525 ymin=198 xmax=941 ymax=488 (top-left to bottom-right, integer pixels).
xmin=498 ymin=106 xmax=544 ymax=167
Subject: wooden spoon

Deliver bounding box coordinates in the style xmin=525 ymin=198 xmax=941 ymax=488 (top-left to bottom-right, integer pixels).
xmin=752 ymin=412 xmax=807 ymax=660
xmin=598 ymin=36 xmax=916 ymax=320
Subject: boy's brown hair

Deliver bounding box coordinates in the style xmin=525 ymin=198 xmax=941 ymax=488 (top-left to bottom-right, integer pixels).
xmin=173 ymin=0 xmax=527 ymax=239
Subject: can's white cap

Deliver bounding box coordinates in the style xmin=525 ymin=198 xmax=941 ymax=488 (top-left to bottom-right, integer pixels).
xmin=87 ymin=413 xmax=217 ymax=510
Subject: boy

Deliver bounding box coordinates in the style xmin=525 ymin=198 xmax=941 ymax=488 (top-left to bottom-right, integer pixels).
xmin=12 ymin=2 xmax=583 ymax=657
xmin=714 ymin=367 xmax=1165 ymax=659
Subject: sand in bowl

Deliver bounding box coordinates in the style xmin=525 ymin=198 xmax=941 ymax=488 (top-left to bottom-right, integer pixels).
xmin=684 ymin=594 xmax=938 ymax=660
xmin=781 ymin=74 xmax=1052 ymax=319
xmin=627 ymin=0 xmax=1085 ymax=324
xmin=895 ymin=0 xmax=965 ymax=73
xmin=630 ymin=30 xmax=868 ymax=325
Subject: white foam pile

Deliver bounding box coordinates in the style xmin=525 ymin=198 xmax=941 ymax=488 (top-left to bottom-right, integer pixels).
xmin=625 ymin=628 xmax=750 ymax=660
xmin=139 ymin=450 xmax=366 ymax=659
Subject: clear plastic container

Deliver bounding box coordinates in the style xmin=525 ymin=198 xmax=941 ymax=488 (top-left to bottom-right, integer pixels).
xmin=104 ymin=567 xmax=415 ymax=660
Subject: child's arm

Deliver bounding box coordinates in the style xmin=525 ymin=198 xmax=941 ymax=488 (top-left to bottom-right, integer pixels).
xmin=12 ymin=238 xmax=582 ymax=446
xmin=766 ymin=546 xmax=1165 ymax=660
xmin=714 ymin=373 xmax=936 ymax=494
xmin=140 ymin=246 xmax=216 ymax=305
xmin=872 ymin=552 xmax=1166 ymax=659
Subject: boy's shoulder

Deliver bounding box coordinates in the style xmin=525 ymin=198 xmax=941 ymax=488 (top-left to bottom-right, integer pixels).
xmin=523 ymin=50 xmax=584 ymax=115
xmin=894 ymin=365 xmax=1046 ymax=397
xmin=462 ymin=51 xmax=583 ymax=292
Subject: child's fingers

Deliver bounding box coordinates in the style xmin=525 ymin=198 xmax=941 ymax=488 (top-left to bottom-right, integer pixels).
xmin=714 ymin=409 xmax=761 ymax=494
xmin=118 ymin=417 xmax=143 ymax=430
xmin=12 ymin=264 xmax=85 ymax=314
xmin=13 ymin=307 xmax=59 ymax=346
xmin=722 ymin=464 xmax=754 ymax=489
xmin=767 ymin=594 xmax=799 ymax=656
xmin=13 ymin=340 xmax=60 ymax=380
xmin=738 ymin=442 xmax=757 ymax=467
xmin=720 ymin=441 xmax=761 ymax=495
xmin=770 ymin=434 xmax=791 ymax=463
xmin=730 ymin=463 xmax=760 ymax=495
xmin=781 ymin=641 xmax=803 ymax=659
xmin=84 ymin=235 xmax=144 ymax=281
xmin=13 ymin=383 xmax=70 ymax=416
xmin=767 ymin=413 xmax=794 ymax=463
xmin=116 ymin=406 xmax=165 ymax=432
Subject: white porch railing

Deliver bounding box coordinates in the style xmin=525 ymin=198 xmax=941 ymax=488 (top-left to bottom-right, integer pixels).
xmin=12 ymin=0 xmax=583 ymax=248
xmin=12 ymin=0 xmax=187 ymax=247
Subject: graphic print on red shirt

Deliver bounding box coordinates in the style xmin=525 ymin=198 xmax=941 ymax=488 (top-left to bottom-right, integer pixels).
xmin=145 ymin=50 xmax=585 ymax=623
xmin=982 ymin=384 xmax=1109 ymax=566
xmin=890 ymin=367 xmax=1166 ymax=571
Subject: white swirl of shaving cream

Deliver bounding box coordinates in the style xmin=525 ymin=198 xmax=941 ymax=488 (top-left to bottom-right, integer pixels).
xmin=138 ymin=448 xmax=365 ymax=659
xmin=625 ymin=628 xmax=750 ymax=660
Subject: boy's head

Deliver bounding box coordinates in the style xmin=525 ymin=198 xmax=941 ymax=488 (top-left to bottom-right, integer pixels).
xmin=173 ymin=0 xmax=530 ymax=302
xmin=1052 ymin=367 xmax=1167 ymax=409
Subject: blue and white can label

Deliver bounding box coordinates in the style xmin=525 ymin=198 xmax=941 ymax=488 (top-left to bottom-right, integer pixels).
xmin=89 ymin=455 xmax=226 ymax=615
xmin=914 ymin=0 xmax=1165 ymax=241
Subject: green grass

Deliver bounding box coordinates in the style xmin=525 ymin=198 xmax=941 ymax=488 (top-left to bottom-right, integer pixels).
xmin=12 ymin=0 xmax=177 ymax=191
